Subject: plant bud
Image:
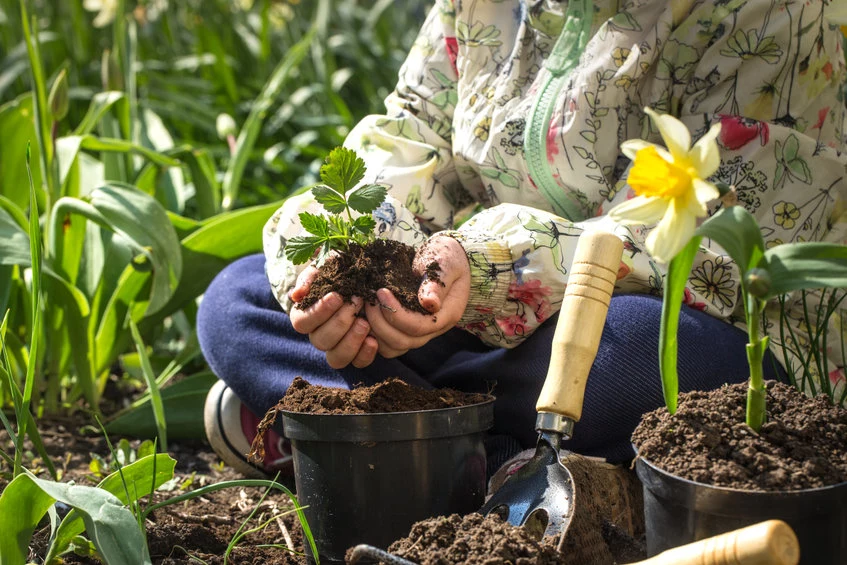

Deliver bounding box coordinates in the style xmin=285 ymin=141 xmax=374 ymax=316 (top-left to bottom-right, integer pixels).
xmin=101 ymin=49 xmax=124 ymax=91
xmin=48 ymin=68 xmax=69 ymax=121
xmin=216 ymin=113 xmax=237 ymax=140
xmin=745 ymin=268 xmax=772 ymax=298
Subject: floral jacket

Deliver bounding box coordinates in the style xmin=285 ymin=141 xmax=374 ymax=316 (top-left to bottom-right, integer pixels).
xmin=265 ymin=0 xmax=847 ymax=396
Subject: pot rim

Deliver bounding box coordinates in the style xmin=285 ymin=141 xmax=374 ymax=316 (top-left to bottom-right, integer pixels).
xmin=279 ymin=397 xmax=496 ymax=442
xmin=634 ymin=450 xmax=847 ymax=496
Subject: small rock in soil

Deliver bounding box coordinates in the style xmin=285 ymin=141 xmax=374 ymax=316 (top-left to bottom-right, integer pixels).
xmin=632 ymin=381 xmax=847 ymax=491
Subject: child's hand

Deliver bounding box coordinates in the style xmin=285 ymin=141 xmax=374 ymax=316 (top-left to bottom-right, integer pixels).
xmin=365 ymin=235 xmax=470 ymax=358
xmin=288 ymin=266 xmax=378 ymax=369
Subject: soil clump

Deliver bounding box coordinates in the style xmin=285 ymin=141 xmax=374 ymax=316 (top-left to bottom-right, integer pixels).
xmin=297 ymin=239 xmax=439 ymax=315
xmin=632 ymin=380 xmax=847 ymax=491
xmin=277 ymin=376 xmax=492 ymax=415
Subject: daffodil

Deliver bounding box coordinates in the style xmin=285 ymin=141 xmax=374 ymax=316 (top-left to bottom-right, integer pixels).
xmin=83 ymin=0 xmax=119 ymax=28
xmin=608 ymin=108 xmax=721 ymax=263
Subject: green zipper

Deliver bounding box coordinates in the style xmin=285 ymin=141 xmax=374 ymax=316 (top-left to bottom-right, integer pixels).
xmin=524 ymin=0 xmax=593 ymax=222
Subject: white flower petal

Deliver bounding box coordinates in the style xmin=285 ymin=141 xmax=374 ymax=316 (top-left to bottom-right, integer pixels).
xmin=621 ymin=139 xmax=655 ymax=160
xmin=645 ymin=107 xmax=691 ymax=161
xmin=608 ymin=195 xmax=668 ymax=225
xmin=645 ymin=198 xmax=697 ymax=263
xmin=690 ymin=123 xmax=722 ymax=178
xmin=692 ymin=178 xmax=720 ymax=206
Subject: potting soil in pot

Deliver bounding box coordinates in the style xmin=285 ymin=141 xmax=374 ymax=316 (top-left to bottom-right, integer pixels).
xmin=632 ymin=380 xmax=847 ymax=490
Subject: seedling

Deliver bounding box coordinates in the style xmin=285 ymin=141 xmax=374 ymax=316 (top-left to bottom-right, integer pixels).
xmin=285 ymin=146 xmax=387 ymax=266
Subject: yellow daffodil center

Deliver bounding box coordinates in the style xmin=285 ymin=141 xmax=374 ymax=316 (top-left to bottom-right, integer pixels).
xmin=628 ymin=146 xmax=694 ymax=199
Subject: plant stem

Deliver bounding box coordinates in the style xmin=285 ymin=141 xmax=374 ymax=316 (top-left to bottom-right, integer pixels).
xmin=745 ymin=294 xmax=768 ymax=432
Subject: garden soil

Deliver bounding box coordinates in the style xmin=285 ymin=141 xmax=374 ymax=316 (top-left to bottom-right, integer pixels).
xmin=633 ymin=380 xmax=847 ymax=490
xmin=296 ymin=238 xmax=440 ymax=315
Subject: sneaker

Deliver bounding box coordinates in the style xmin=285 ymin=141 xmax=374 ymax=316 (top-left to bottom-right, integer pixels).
xmin=204 ymin=380 xmax=294 ymax=479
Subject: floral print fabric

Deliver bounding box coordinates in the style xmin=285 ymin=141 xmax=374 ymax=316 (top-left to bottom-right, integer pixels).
xmin=264 ymin=0 xmax=847 ymax=397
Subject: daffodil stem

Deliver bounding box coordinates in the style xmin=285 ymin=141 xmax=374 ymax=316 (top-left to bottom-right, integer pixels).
xmin=745 ymin=295 xmax=768 ymax=432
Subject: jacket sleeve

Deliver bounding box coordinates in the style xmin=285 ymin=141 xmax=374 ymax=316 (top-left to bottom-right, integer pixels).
xmin=264 ymin=0 xmax=472 ymax=313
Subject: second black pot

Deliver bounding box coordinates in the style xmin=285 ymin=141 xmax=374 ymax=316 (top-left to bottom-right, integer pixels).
xmin=635 ymin=456 xmax=847 ymax=564
xmin=279 ymin=399 xmax=495 ymax=564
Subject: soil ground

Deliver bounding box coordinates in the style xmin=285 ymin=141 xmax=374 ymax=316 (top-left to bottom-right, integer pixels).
xmin=632 ymin=380 xmax=847 ymax=490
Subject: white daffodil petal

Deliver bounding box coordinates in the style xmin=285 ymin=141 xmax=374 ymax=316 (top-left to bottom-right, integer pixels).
xmin=621 ymin=139 xmax=656 ymax=160
xmin=646 ymin=199 xmax=697 ymax=263
xmin=645 ymin=107 xmax=691 ymax=161
xmin=693 ymin=178 xmax=720 ymax=205
xmin=608 ymin=195 xmax=668 ymax=225
xmin=691 ymin=123 xmax=722 ymax=178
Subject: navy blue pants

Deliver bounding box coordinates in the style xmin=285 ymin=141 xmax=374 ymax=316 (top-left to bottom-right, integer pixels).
xmin=197 ymin=254 xmax=784 ymax=469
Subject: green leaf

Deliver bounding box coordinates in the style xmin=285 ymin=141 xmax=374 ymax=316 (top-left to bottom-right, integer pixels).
xmin=760 ymin=243 xmax=847 ymax=297
xmin=312 ymin=185 xmax=347 ymax=215
xmin=0 ymin=94 xmax=43 ymax=209
xmin=89 ymin=183 xmax=183 ymax=316
xmin=0 ymin=472 xmax=155 ymax=565
xmin=696 ymin=206 xmax=765 ymax=276
xmin=105 ymin=372 xmax=218 ymax=440
xmin=285 ymin=236 xmax=322 ymax=265
xmin=658 ymin=237 xmax=702 ymax=414
xmin=352 ymin=215 xmax=376 ymax=236
xmin=45 ymin=454 xmax=176 ymax=564
xmin=299 ymin=211 xmax=330 ymax=238
xmin=347 ymin=184 xmax=387 ymax=214
xmin=319 ymin=146 xmax=366 ymax=193
xmin=73 ymin=91 xmax=127 ymax=136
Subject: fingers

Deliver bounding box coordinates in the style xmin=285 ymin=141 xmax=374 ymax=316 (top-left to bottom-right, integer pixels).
xmin=289 ymin=292 xmax=346 ymax=335
xmin=289 ymin=266 xmax=319 ymax=303
xmin=365 ymin=290 xmax=454 ymax=356
xmin=308 ymin=296 xmax=364 ymax=352
xmin=325 ymin=318 xmax=378 ymax=369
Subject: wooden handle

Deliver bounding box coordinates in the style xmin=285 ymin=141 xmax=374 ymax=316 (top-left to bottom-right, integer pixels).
xmin=535 ymin=230 xmax=623 ymax=421
xmin=635 ymin=520 xmax=800 ymax=565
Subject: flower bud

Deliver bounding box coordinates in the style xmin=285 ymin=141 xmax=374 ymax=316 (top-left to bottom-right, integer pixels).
xmin=745 ymin=268 xmax=772 ymax=298
xmin=101 ymin=49 xmax=124 ymax=91
xmin=216 ymin=113 xmax=237 ymax=140
xmin=48 ymin=69 xmax=69 ymax=121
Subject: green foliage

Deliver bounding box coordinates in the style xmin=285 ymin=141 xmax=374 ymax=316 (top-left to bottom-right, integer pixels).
xmin=661 ymin=205 xmax=847 ymax=430
xmin=285 ymin=147 xmax=387 ymax=265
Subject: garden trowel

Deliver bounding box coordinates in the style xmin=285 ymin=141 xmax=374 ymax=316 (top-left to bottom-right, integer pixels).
xmin=479 ymin=229 xmax=623 ymax=542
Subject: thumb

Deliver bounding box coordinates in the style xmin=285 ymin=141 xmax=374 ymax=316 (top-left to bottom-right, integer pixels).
xmin=418 ymin=273 xmax=448 ymax=313
xmin=289 ymin=266 xmax=319 ymax=303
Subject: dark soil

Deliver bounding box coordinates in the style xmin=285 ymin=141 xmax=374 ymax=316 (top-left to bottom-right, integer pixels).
xmin=632 ymin=380 xmax=847 ymax=491
xmin=278 ymin=376 xmax=492 ymax=414
xmin=297 ymin=238 xmax=440 ymax=315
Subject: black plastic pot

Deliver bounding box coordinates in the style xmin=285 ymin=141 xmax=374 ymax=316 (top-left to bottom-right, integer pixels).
xmin=279 ymin=399 xmax=495 ymax=564
xmin=635 ymin=456 xmax=847 ymax=564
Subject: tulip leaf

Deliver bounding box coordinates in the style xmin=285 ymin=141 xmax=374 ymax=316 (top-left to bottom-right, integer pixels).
xmin=44 ymin=453 xmax=176 ymax=564
xmin=760 ymin=243 xmax=847 ymax=298
xmin=696 ymin=206 xmax=765 ymax=276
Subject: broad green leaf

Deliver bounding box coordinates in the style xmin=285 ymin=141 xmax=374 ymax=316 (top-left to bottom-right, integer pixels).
xmin=138 ymin=202 xmax=281 ymax=330
xmin=45 ymin=454 xmax=176 ymax=564
xmin=696 ymin=206 xmax=765 ymax=276
xmin=761 ymin=243 xmax=847 ymax=297
xmin=0 ymin=471 xmax=155 ymax=565
xmin=299 ymin=211 xmax=330 ymax=237
xmin=138 ymin=108 xmax=188 ymax=213
xmin=0 ymin=205 xmax=31 ymax=266
xmin=0 ymin=94 xmax=43 ymax=209
xmin=285 ymin=236 xmax=323 ymax=264
xmin=319 ymin=146 xmax=366 ymax=193
xmin=79 ymin=135 xmax=180 ymax=168
xmin=658 ymin=237 xmax=702 ymax=414
xmin=90 ymin=183 xmax=182 ymax=316
xmin=347 ymin=183 xmax=387 ymax=214
xmin=312 ymin=185 xmax=347 ymax=215
xmin=352 ymin=215 xmax=376 ymax=236
xmin=167 ymin=147 xmax=221 ymax=219
xmin=104 ymin=372 xmax=218 ymax=439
